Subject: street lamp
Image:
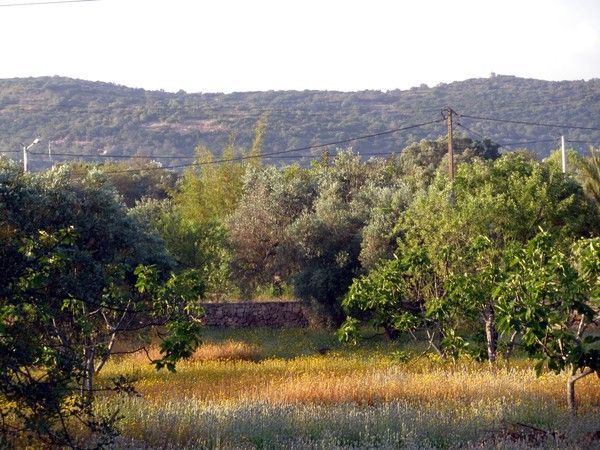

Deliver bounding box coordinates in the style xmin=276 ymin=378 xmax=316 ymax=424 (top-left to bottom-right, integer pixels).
xmin=22 ymin=138 xmax=40 ymax=172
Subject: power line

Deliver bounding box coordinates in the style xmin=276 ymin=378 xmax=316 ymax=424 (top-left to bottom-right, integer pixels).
xmin=15 ymin=111 xmax=597 ymax=169
xmin=29 ymin=149 xmax=330 ymax=161
xmin=25 ymin=119 xmax=443 ymax=161
xmin=500 ymin=139 xmax=559 ymax=147
xmin=566 ymin=139 xmax=600 ymax=146
xmin=29 ymin=147 xmax=389 ymax=164
xmin=27 ymin=111 xmax=592 ymax=172
xmin=459 ymin=112 xmax=600 ymax=147
xmin=455 ymin=122 xmax=489 ymax=141
xmin=29 ymin=151 xmax=196 ymax=159
xmin=0 ymin=0 xmax=99 ymax=7
xmin=459 ymin=113 xmax=600 ymax=132
xmin=455 ymin=122 xmax=510 ymax=148
xmin=95 ymin=118 xmax=445 ymax=174
xmin=455 ymin=94 xmax=599 ymax=113
xmin=24 ymin=117 xmax=443 ymax=170
xmin=19 ymin=109 xmax=599 ymax=172
xmin=455 ymin=122 xmax=560 ymax=149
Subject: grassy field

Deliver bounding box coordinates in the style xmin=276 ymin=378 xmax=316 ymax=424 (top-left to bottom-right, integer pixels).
xmin=97 ymin=328 xmax=600 ymax=449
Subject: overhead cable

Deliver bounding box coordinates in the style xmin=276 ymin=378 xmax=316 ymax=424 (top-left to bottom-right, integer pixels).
xmin=98 ymin=118 xmax=444 ymax=174
xmin=459 ymin=113 xmax=600 ymax=132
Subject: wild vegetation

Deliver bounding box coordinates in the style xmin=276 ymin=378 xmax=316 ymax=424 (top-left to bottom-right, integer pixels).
xmin=0 ymin=75 xmax=598 ymax=171
xmin=1 ymin=122 xmax=599 ymax=448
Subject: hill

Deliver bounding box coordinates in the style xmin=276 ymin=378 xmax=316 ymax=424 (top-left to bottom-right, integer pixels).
xmin=0 ymin=75 xmax=598 ymax=170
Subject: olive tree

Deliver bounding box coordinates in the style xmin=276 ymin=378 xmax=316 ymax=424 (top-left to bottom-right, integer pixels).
xmin=289 ymin=151 xmax=414 ymax=324
xmin=226 ymin=164 xmax=317 ymax=297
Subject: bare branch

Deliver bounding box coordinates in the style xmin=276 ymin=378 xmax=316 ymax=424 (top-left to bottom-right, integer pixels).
xmin=576 ymin=315 xmax=587 ymax=339
xmin=570 ymin=367 xmax=594 ymax=383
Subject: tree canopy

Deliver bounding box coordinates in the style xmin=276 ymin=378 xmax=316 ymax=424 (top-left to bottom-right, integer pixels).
xmin=0 ymin=158 xmax=204 ymax=447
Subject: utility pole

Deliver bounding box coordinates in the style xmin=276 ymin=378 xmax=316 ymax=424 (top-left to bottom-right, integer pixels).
xmin=22 ymin=138 xmax=40 ymax=172
xmin=447 ymin=108 xmax=455 ymax=182
xmin=561 ymin=135 xmax=567 ymax=174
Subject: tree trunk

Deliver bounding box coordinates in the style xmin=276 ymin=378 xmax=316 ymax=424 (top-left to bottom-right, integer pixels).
xmin=484 ymin=303 xmax=497 ymax=369
xmin=504 ymin=331 xmax=518 ymax=366
xmin=82 ymin=345 xmax=95 ymax=406
xmin=566 ymin=367 xmax=594 ymax=415
xmin=95 ymin=331 xmax=117 ymax=374
xmin=427 ymin=328 xmax=445 ymax=359
xmin=567 ymin=373 xmax=576 ymax=415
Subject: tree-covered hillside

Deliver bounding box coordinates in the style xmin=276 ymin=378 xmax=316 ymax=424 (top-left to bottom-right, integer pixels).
xmin=0 ymin=75 xmax=598 ymax=170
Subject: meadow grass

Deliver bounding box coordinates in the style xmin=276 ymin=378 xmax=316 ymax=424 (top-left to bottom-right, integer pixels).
xmin=97 ymin=328 xmax=600 ymax=449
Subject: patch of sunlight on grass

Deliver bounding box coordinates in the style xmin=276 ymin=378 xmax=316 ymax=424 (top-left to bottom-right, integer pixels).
xmin=96 ymin=328 xmax=600 ymax=449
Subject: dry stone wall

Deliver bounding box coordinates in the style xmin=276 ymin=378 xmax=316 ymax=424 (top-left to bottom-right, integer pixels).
xmin=200 ymin=301 xmax=309 ymax=328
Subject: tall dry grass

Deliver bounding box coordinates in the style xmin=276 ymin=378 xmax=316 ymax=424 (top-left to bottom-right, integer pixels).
xmin=123 ymin=340 xmax=262 ymax=364
xmin=104 ymin=352 xmax=599 ymax=409
xmin=97 ymin=329 xmax=600 ymax=448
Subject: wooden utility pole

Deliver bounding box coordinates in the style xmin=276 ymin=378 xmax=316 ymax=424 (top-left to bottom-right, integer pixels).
xmin=447 ymin=108 xmax=455 ymax=182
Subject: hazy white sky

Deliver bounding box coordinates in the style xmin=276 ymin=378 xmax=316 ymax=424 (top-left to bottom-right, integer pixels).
xmin=0 ymin=0 xmax=598 ymax=93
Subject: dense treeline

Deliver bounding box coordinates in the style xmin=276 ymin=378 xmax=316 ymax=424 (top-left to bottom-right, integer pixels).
xmin=1 ymin=133 xmax=600 ymax=446
xmin=0 ymin=75 xmax=598 ymax=171
xmin=112 ymin=135 xmax=600 ymax=413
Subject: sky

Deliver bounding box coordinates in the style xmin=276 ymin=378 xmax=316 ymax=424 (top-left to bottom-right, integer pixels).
xmin=0 ymin=0 xmax=598 ymax=93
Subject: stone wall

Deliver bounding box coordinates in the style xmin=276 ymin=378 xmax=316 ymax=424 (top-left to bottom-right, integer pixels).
xmin=200 ymin=301 xmax=310 ymax=328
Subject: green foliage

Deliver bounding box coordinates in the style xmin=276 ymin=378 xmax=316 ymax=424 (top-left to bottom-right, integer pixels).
xmin=0 ymin=225 xmax=120 ymax=448
xmin=544 ymin=148 xmax=583 ymax=176
xmin=248 ymin=113 xmax=268 ymax=166
xmin=342 ymin=243 xmax=452 ymax=352
xmin=396 ymin=136 xmax=500 ymax=193
xmin=175 ymin=142 xmax=245 ymax=224
xmin=495 ymin=231 xmax=600 ymax=377
xmin=69 ymin=160 xmax=178 ymax=207
xmin=341 ymin=153 xmax=599 ymax=362
xmin=576 ymin=148 xmax=600 ymax=208
xmin=342 ymin=253 xmax=424 ymax=334
xmin=227 ymin=164 xmax=314 ymax=297
xmin=0 ymin=160 xmax=205 ymax=447
xmin=289 ymin=151 xmax=402 ymax=322
xmin=403 ymin=151 xmax=597 ymax=253
xmin=440 ymin=329 xmax=471 ymax=362
xmin=337 ymin=317 xmax=361 ymax=345
xmin=226 ymin=151 xmax=414 ymax=307
xmin=167 ymin=119 xmax=270 ymax=298
xmin=398 ymin=152 xmax=597 ymax=331
xmin=130 ymin=198 xmax=233 ymax=295
xmin=226 ymin=141 xmax=499 ymax=315
xmin=358 ymin=173 xmax=413 ymax=270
